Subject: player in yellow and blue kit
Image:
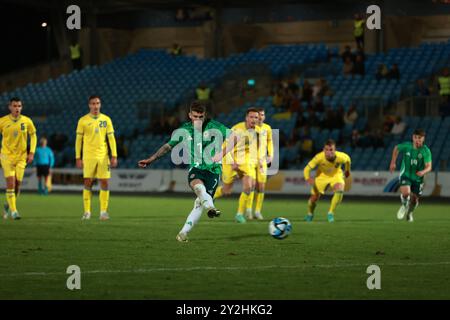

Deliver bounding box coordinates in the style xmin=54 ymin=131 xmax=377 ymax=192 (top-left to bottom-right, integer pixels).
xmin=1 ymin=97 xmax=37 ymax=220
xmin=248 ymin=107 xmax=274 ymax=220
xmin=76 ymin=95 xmax=118 ymax=221
xmin=214 ymin=108 xmax=261 ymax=223
xmin=303 ymin=139 xmax=351 ymax=222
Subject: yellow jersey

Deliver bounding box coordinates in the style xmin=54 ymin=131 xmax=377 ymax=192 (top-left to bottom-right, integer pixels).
xmin=75 ymin=113 xmax=117 ymax=160
xmin=304 ymin=151 xmax=351 ymax=179
xmin=0 ymin=114 xmax=37 ymax=159
xmin=227 ymin=121 xmax=261 ymax=165
xmin=257 ymin=122 xmax=274 ymax=160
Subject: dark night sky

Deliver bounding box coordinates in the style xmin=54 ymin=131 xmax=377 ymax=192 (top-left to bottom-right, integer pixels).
xmin=0 ymin=3 xmax=58 ymax=75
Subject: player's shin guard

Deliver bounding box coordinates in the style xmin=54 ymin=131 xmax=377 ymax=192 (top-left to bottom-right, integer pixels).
xmin=6 ymin=189 xmax=17 ymax=212
xmin=214 ymin=186 xmax=223 ymax=199
xmin=181 ymin=198 xmax=203 ymax=234
xmin=329 ymin=191 xmax=344 ymax=214
xmin=83 ymin=188 xmax=92 ymax=213
xmin=100 ymin=189 xmax=110 ymax=213
xmin=255 ymin=192 xmax=265 ymax=214
xmin=193 ymin=184 xmax=215 ymax=210
xmin=237 ymin=191 xmax=250 ymax=215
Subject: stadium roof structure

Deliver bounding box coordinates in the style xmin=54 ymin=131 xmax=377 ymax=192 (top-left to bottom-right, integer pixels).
xmin=0 ymin=0 xmax=427 ymax=13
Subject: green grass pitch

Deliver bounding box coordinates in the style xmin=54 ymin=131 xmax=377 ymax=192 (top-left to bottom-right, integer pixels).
xmin=0 ymin=193 xmax=449 ymax=299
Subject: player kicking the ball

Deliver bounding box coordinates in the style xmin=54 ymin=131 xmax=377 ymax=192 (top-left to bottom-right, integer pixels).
xmin=138 ymin=101 xmax=236 ymax=242
xmin=389 ymin=128 xmax=432 ymax=222
xmin=303 ymin=139 xmax=351 ymax=223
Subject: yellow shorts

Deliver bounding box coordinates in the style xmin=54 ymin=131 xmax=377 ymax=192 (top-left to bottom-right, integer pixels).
xmin=311 ymin=173 xmax=345 ymax=195
xmin=83 ymin=157 xmax=111 ymax=179
xmin=256 ymin=162 xmax=268 ymax=184
xmin=222 ymin=163 xmax=257 ymax=184
xmin=0 ymin=156 xmax=26 ymax=181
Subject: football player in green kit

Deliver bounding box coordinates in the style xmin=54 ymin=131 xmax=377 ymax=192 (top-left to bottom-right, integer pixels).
xmin=389 ymin=129 xmax=432 ymax=222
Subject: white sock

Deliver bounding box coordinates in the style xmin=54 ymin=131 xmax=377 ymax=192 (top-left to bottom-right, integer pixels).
xmin=180 ymin=198 xmax=203 ymax=234
xmin=400 ymin=195 xmax=410 ymax=207
xmin=193 ymin=184 xmax=215 ymax=210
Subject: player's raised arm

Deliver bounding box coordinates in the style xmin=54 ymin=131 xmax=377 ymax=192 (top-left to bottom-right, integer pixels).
xmin=389 ymin=145 xmax=399 ymax=173
xmin=138 ymin=143 xmax=172 ymax=168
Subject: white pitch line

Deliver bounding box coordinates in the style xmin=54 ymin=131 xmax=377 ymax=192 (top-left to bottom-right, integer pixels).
xmin=1 ymin=261 xmax=450 ymax=278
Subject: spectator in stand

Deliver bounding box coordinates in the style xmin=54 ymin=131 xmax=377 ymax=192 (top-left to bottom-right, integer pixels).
xmin=272 ymin=88 xmax=285 ymax=108
xmin=353 ymin=13 xmax=365 ymax=49
xmin=195 ymin=82 xmax=212 ymax=101
xmin=391 ymin=116 xmax=406 ymax=135
xmin=376 ymin=63 xmax=389 ymax=80
xmin=343 ymin=56 xmax=354 ymax=76
xmin=299 ymin=125 xmax=314 ymax=161
xmin=351 ymin=129 xmax=360 ymax=148
xmin=313 ymin=96 xmax=325 ymax=113
xmin=300 ymin=80 xmax=313 ymax=105
xmin=170 ymin=43 xmax=183 ymax=56
xmin=341 ymin=45 xmax=355 ymax=63
xmin=388 ymin=64 xmax=400 ymax=81
xmin=414 ymin=79 xmax=430 ymax=96
xmin=288 ymin=90 xmax=301 ymax=113
xmin=352 ymin=54 xmax=365 ymax=76
xmin=383 ymin=115 xmax=395 ymax=133
xmin=355 ymin=44 xmax=366 ymax=61
xmin=438 ymin=67 xmax=450 ymax=99
xmin=344 ymin=105 xmax=358 ymax=126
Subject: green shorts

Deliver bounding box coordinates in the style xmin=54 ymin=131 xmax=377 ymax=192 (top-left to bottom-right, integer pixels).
xmin=188 ymin=167 xmax=220 ymax=197
xmin=399 ymin=175 xmax=424 ymax=196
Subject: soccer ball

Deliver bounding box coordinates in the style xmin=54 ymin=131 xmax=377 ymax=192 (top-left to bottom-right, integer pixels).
xmin=268 ymin=217 xmax=292 ymax=240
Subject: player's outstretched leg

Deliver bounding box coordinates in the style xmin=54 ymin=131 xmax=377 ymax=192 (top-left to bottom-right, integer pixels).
xmin=406 ymin=194 xmax=419 ymax=222
xmin=397 ymin=186 xmax=411 ymax=220
xmin=192 ymin=183 xmax=220 ymax=218
xmin=304 ymin=194 xmax=319 ymax=222
xmin=177 ymin=198 xmax=203 ymax=242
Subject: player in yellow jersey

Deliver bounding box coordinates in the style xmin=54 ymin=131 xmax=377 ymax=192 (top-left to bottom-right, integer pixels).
xmin=75 ymin=96 xmax=118 ymax=221
xmin=214 ymin=108 xmax=261 ymax=223
xmin=1 ymin=97 xmax=37 ymax=220
xmin=247 ymin=107 xmax=274 ymax=220
xmin=303 ymin=139 xmax=351 ymax=222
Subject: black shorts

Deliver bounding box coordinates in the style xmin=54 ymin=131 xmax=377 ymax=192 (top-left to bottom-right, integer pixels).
xmin=187 ymin=167 xmax=220 ymax=197
xmin=399 ymin=175 xmax=424 ymax=196
xmin=36 ymin=165 xmax=50 ymax=177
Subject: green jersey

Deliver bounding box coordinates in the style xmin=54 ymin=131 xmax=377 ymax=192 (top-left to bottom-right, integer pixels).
xmin=397 ymin=142 xmax=432 ymax=182
xmin=167 ymin=119 xmax=229 ymax=175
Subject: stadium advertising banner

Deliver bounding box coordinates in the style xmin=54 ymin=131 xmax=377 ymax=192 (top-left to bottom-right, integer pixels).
xmin=0 ymin=169 xmax=440 ymax=196
xmin=264 ymin=171 xmax=436 ymax=196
